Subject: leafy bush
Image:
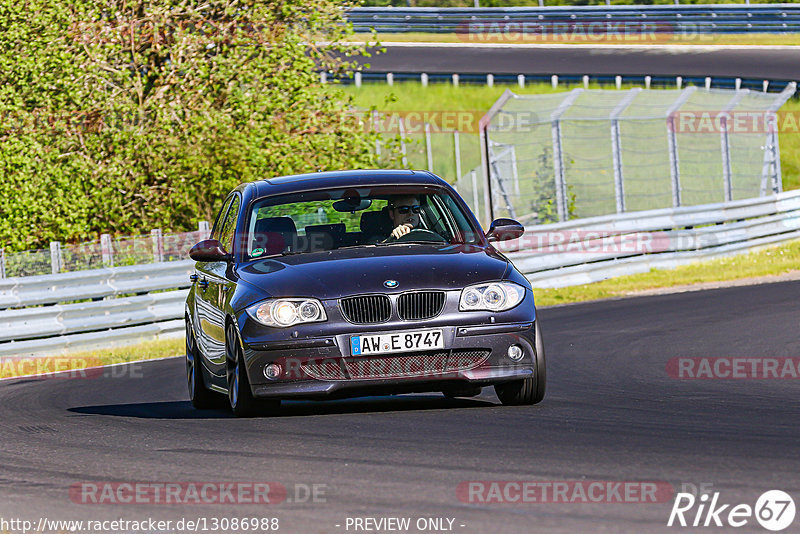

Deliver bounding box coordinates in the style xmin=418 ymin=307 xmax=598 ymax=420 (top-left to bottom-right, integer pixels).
xmin=0 ymin=0 xmax=390 ymax=251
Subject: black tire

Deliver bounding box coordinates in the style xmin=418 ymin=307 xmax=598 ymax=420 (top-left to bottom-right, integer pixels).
xmin=226 ymin=322 xmax=280 ymax=417
xmin=495 ymin=322 xmax=546 ymax=406
xmin=185 ymin=320 xmax=218 ymax=409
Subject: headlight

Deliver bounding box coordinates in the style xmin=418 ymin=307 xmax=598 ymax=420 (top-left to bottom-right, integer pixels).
xmin=246 ymin=298 xmax=327 ymax=328
xmin=459 ymin=282 xmax=525 ymax=312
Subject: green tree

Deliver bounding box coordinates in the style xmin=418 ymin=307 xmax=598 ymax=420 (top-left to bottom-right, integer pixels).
xmin=0 ymin=0 xmax=387 ymax=251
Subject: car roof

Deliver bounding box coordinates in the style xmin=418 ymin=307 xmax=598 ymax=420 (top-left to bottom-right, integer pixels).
xmin=250 ymin=169 xmax=447 ymax=198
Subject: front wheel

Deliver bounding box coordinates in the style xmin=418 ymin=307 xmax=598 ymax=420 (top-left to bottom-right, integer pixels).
xmin=495 ymin=322 xmax=546 ymax=406
xmin=186 ymin=320 xmax=218 ymax=409
xmin=226 ymin=322 xmax=279 ymax=417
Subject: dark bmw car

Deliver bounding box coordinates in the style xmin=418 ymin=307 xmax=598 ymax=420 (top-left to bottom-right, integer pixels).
xmin=185 ymin=170 xmax=545 ymax=416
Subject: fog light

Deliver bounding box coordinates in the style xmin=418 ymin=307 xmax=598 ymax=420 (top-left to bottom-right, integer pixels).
xmin=507 ymin=345 xmax=524 ymax=362
xmin=264 ymin=363 xmax=282 ymax=380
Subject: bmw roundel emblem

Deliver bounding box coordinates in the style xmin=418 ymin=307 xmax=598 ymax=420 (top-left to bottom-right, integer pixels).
xmin=384 ymin=280 xmax=398 ymax=288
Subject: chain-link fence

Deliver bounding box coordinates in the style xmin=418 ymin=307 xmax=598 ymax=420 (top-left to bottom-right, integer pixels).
xmin=476 ymin=85 xmax=796 ymax=225
xmin=0 ymin=224 xmax=209 ymax=279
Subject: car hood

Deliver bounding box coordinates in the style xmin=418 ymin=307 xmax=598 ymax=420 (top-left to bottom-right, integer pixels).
xmin=235 ymin=244 xmax=509 ymax=302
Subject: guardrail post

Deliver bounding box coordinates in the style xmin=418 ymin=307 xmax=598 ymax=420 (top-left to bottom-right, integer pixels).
xmin=551 ymin=75 xmax=558 ymax=89
xmin=0 ymin=248 xmax=5 ymax=279
xmin=518 ymin=74 xmax=525 ymax=88
xmin=354 ymin=71 xmax=362 ymax=88
xmin=386 ymin=72 xmax=393 ymax=86
xmin=198 ymin=221 xmax=210 ymax=240
xmin=454 ymin=130 xmax=462 ymax=182
xmin=151 ymin=229 xmax=164 ymax=263
xmin=50 ymin=241 xmax=62 ymax=274
xmin=452 ymin=74 xmax=459 ymax=87
xmin=320 ymin=71 xmax=327 ymax=84
xmin=487 ymin=74 xmax=494 ymax=88
xmin=425 ymin=122 xmax=433 ymax=171
xmin=705 ymin=77 xmax=712 ymax=90
xmin=645 ymin=76 xmax=651 ymax=89
xmin=421 ymin=73 xmax=428 ymax=87
xmin=100 ymin=234 xmax=114 ymax=267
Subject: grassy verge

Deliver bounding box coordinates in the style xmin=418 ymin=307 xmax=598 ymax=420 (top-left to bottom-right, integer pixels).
xmin=0 ymin=337 xmax=183 ymax=379
xmin=342 ymin=81 xmax=800 ymax=192
xmin=533 ymin=238 xmax=800 ymax=307
xmin=351 ymin=33 xmax=800 ymax=46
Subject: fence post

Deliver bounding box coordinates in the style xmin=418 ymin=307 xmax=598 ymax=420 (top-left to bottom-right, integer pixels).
xmin=100 ymin=233 xmax=114 ymax=267
xmin=665 ymin=86 xmax=697 ymax=208
xmin=454 ymin=130 xmax=462 ymax=183
xmin=471 ymin=170 xmax=480 ymax=217
xmin=373 ymin=110 xmax=382 ymax=157
xmin=0 ymin=248 xmax=5 ymax=279
xmin=550 ymin=89 xmax=584 ymax=221
xmin=721 ymin=90 xmax=748 ymax=202
xmin=425 ymin=122 xmax=433 ymax=171
xmin=50 ymin=241 xmax=62 ymax=274
xmin=151 ymin=229 xmax=164 ymax=263
xmin=398 ymin=117 xmax=408 ymax=168
xmin=198 ymin=220 xmax=210 ymax=239
xmin=609 ymin=88 xmax=641 ymax=213
xmin=761 ymin=82 xmax=796 ymax=194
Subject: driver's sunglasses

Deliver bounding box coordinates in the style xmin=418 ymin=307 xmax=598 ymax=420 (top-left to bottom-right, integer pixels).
xmin=393 ymin=205 xmax=421 ymax=214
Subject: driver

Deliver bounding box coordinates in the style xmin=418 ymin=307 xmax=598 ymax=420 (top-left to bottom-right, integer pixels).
xmin=387 ymin=195 xmax=422 ymax=240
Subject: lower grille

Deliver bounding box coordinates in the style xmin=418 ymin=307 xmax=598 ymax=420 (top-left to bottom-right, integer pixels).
xmin=302 ymin=349 xmax=490 ymax=381
xmin=340 ymin=295 xmax=391 ymax=324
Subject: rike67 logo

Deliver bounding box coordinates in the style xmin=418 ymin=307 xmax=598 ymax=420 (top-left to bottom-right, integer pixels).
xmin=668 ymin=490 xmax=796 ymax=531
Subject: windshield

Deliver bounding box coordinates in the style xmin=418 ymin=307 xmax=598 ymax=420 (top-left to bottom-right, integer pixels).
xmin=243 ymin=186 xmax=482 ymax=259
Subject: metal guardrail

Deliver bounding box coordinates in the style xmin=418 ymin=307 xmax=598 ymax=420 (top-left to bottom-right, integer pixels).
xmin=3 ymin=191 xmax=800 ymax=357
xmin=347 ymin=5 xmax=800 ymax=34
xmin=503 ymin=189 xmax=800 ymax=287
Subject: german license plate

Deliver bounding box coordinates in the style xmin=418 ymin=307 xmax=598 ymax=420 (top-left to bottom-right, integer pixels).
xmin=350 ymin=329 xmax=444 ymax=356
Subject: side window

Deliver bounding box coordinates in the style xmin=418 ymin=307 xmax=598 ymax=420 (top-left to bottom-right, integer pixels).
xmin=219 ymin=195 xmax=241 ymax=253
xmin=211 ymin=196 xmax=234 ymax=242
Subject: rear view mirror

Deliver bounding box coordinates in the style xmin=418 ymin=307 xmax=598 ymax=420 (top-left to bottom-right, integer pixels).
xmin=333 ymin=197 xmax=372 ymax=213
xmin=189 ymin=239 xmax=232 ymax=262
xmin=486 ymin=218 xmax=524 ymax=243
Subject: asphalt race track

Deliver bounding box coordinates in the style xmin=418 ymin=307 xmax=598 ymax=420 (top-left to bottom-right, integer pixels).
xmin=355 ymin=44 xmax=800 ymax=80
xmin=2 ymin=280 xmax=799 ymax=533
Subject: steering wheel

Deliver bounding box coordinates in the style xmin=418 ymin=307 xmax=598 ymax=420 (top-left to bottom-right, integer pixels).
xmin=389 ymin=228 xmax=446 ymax=243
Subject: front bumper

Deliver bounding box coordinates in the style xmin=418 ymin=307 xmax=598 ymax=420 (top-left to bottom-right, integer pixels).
xmin=244 ymin=321 xmax=538 ymax=400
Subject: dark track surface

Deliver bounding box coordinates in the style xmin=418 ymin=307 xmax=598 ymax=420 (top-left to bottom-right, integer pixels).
xmin=2 ymin=281 xmax=799 ymax=533
xmin=356 ymin=44 xmax=800 ymax=79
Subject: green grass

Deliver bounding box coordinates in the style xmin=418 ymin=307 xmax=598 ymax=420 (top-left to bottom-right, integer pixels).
xmin=0 ymin=337 xmax=183 ymax=379
xmin=353 ymin=32 xmax=800 ymax=47
xmin=533 ymin=238 xmax=800 ymax=307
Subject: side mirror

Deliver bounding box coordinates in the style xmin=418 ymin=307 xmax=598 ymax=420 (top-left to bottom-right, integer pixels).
xmin=189 ymin=239 xmax=232 ymax=262
xmin=486 ymin=218 xmax=524 ymax=243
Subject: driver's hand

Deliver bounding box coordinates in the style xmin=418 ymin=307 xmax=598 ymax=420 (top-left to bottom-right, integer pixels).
xmin=390 ymin=223 xmax=413 ymax=239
